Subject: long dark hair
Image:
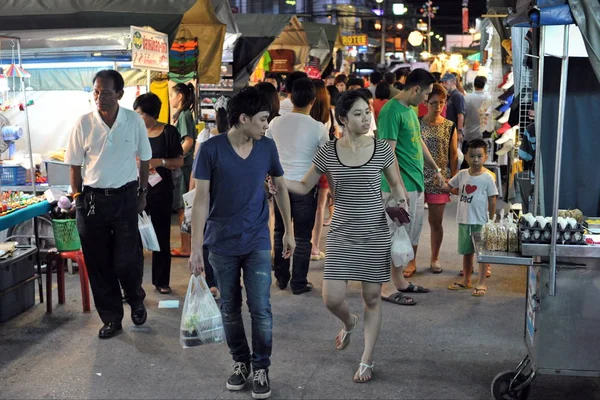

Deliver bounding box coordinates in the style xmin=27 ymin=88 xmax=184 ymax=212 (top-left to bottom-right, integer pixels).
xmin=310 ymin=79 xmax=330 ymax=124
xmin=255 ymin=82 xmax=280 ymax=122
xmin=172 ymin=83 xmax=195 ymax=122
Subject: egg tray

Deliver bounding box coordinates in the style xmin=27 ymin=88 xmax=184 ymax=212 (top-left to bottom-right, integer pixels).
xmin=518 ymin=220 xmax=585 ymax=245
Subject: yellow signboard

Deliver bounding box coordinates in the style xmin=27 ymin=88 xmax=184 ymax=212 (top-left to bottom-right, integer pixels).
xmin=342 ymin=34 xmax=368 ymax=47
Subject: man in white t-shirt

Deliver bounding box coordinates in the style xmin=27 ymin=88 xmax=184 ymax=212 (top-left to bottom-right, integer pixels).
xmin=65 ymin=70 xmax=152 ymax=339
xmin=279 ymin=71 xmax=308 ymax=116
xmin=266 ymin=78 xmax=328 ymax=294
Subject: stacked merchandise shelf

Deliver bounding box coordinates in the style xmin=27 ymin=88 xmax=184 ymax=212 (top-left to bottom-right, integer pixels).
xmin=199 ymin=63 xmax=233 ymax=128
xmin=169 ymin=38 xmax=198 ymax=84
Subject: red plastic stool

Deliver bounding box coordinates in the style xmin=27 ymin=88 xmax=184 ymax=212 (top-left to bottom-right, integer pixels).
xmin=46 ymin=248 xmax=91 ymax=313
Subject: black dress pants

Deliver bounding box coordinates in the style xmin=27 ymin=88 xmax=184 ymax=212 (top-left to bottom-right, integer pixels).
xmin=76 ymin=183 xmax=145 ymax=324
xmin=146 ymin=189 xmax=173 ymax=288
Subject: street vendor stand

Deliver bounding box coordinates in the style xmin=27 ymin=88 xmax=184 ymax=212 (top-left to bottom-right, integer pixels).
xmin=0 ymin=34 xmax=49 ymax=312
xmin=0 ymin=1 xmax=197 ymax=320
xmin=473 ymin=4 xmax=600 ymax=398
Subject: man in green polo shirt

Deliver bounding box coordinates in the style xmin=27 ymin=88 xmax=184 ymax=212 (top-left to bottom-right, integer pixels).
xmin=378 ymin=69 xmax=444 ymax=305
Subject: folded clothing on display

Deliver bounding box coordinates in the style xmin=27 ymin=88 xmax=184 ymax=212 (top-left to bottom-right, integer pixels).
xmin=170 ymin=39 xmax=198 ymax=81
xmin=496 ymin=140 xmax=514 ymax=156
xmin=497 ymin=109 xmax=511 ymax=124
xmin=496 ymin=127 xmax=515 ymax=144
xmin=496 ymin=102 xmax=511 ymax=113
xmin=169 ymin=49 xmax=198 ymax=59
xmin=497 ymin=122 xmax=514 ymax=135
xmin=498 ymin=86 xmax=514 ymax=101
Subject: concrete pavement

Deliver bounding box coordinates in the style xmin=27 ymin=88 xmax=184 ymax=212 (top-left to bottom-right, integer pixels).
xmin=0 ymin=200 xmax=598 ymax=399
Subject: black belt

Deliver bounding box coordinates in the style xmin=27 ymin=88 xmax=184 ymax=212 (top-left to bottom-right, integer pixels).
xmin=84 ymin=181 xmax=137 ymax=196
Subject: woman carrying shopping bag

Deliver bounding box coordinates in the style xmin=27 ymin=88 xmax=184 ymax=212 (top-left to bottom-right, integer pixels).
xmin=285 ymin=90 xmax=408 ymax=384
xmin=134 ymin=93 xmax=183 ymax=294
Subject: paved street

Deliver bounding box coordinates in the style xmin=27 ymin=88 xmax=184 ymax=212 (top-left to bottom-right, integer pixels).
xmin=1 ymin=200 xmax=598 ymax=399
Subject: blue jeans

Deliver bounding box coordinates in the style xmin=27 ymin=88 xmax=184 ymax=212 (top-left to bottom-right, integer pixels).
xmin=208 ymin=250 xmax=273 ymax=370
xmin=273 ymin=188 xmax=317 ymax=290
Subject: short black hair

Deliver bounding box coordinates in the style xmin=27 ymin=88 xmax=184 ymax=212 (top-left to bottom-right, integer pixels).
xmin=335 ymin=90 xmax=370 ymax=127
xmin=284 ymin=71 xmax=308 ymax=94
xmin=474 ymin=76 xmax=487 ymax=90
xmin=265 ymin=72 xmax=282 ymax=92
xmin=326 ymin=85 xmax=340 ymax=106
xmin=133 ymin=92 xmax=161 ymax=119
xmin=432 ymin=72 xmax=442 ymax=82
xmin=346 ymin=77 xmax=365 ymax=89
xmin=227 ymin=87 xmax=271 ymax=128
xmin=291 ymin=78 xmax=316 ymax=108
xmin=403 ymin=68 xmax=436 ymax=91
xmin=395 ymin=69 xmax=409 ymax=81
xmin=384 ymin=72 xmax=396 ymax=85
xmin=370 ymin=71 xmax=382 ymax=85
xmin=357 ymin=88 xmax=373 ymax=100
xmin=393 ymin=81 xmax=404 ymax=90
xmin=334 ymin=74 xmax=347 ymax=85
xmin=93 ymin=69 xmax=124 ymax=92
xmin=375 ymin=82 xmax=390 ymax=100
xmin=467 ymin=138 xmax=488 ymax=154
xmin=216 ymin=108 xmax=229 ymax=134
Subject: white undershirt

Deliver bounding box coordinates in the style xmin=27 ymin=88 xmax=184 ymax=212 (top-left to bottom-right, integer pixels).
xmin=266 ymin=112 xmax=328 ymax=181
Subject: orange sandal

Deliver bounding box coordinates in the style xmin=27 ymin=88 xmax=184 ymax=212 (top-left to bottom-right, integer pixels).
xmin=170 ymin=249 xmax=190 ymax=258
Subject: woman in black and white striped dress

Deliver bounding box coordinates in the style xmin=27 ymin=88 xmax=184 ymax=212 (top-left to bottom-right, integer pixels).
xmin=285 ymin=90 xmax=408 ymax=384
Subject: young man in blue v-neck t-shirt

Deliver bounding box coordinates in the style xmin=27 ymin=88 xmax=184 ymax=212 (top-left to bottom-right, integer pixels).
xmin=189 ymin=87 xmax=295 ymax=400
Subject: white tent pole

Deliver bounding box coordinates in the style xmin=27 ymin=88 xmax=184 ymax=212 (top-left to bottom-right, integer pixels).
xmin=533 ymin=27 xmax=545 ymax=216
xmin=549 ymin=25 xmax=570 ymax=296
xmin=17 ymin=39 xmax=36 ymax=196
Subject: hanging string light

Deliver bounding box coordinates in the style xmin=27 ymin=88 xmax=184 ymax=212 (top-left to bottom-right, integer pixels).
xmin=420 ymin=1 xmax=439 ymax=19
xmin=419 ymin=1 xmax=439 ymax=54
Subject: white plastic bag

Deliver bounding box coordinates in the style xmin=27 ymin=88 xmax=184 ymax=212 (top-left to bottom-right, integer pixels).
xmin=180 ymin=275 xmax=225 ymax=348
xmin=456 ymin=146 xmax=464 ymax=171
xmin=391 ymin=224 xmax=414 ymax=267
xmin=181 ymin=189 xmax=195 ymax=234
xmin=138 ymin=211 xmax=160 ymax=252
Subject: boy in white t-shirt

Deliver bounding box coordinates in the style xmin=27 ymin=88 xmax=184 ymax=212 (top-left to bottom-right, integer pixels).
xmin=442 ymin=139 xmax=498 ymax=297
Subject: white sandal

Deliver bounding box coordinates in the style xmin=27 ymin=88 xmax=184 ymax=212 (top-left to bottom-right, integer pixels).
xmin=353 ymin=362 xmax=375 ymax=383
xmin=335 ymin=314 xmax=358 ymax=350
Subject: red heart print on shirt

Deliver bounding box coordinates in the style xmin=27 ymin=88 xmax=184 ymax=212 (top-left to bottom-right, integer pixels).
xmin=465 ymin=184 xmax=478 ymax=194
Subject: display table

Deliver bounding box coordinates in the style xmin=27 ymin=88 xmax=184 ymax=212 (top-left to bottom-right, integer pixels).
xmin=0 ymin=200 xmax=51 ymax=304
xmin=0 ymin=201 xmax=51 ymax=231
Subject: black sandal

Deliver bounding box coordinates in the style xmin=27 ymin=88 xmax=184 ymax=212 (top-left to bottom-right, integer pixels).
xmin=398 ymin=282 xmax=430 ymax=293
xmin=381 ymin=292 xmax=417 ymax=306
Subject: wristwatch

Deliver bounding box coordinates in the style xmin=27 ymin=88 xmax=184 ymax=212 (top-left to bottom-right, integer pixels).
xmin=137 ymin=187 xmax=148 ymax=195
xmin=161 ymin=159 xmax=166 ymax=167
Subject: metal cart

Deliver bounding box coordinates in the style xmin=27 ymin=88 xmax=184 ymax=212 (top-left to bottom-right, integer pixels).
xmin=473 ymin=24 xmax=600 ymax=400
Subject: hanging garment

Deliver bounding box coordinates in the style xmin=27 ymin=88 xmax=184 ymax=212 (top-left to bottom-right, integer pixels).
xmin=169 ymin=49 xmax=198 ymax=59
xmin=252 ymin=51 xmax=272 ymax=83
xmin=269 ymin=49 xmax=295 ymax=73
xmin=168 ymin=72 xmax=197 ymax=84
xmin=150 ymin=79 xmax=170 ymax=124
xmin=171 ymin=40 xmax=198 ymax=52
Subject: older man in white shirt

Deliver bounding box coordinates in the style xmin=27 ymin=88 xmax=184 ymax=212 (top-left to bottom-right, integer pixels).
xmin=65 ymin=70 xmax=151 ymax=339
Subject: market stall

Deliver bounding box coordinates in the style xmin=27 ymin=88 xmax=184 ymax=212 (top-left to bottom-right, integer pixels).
xmin=233 ymin=14 xmax=310 ymax=88
xmin=0 ymin=34 xmax=50 ymax=318
xmin=473 ymin=3 xmax=600 ymax=398
xmin=0 ymin=1 xmax=196 ymax=320
xmin=175 ymin=0 xmax=237 ymax=85
xmin=303 ymin=23 xmax=332 ymax=76
xmin=303 ymin=22 xmax=344 ymax=75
